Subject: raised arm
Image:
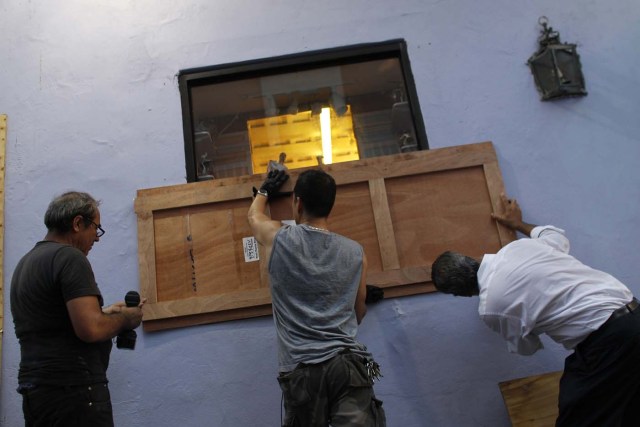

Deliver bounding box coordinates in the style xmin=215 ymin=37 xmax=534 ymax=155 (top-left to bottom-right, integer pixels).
xmin=491 ymin=193 xmax=537 ymax=236
xmin=248 ymin=193 xmax=283 ymax=247
xmin=247 ymin=169 xmax=290 ymax=247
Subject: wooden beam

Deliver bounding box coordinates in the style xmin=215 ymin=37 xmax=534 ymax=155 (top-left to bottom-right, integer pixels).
xmin=0 ymin=114 xmax=7 ymax=373
xmin=368 ymin=178 xmax=400 ymax=270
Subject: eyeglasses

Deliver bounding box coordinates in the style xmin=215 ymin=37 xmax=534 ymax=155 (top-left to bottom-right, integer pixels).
xmin=83 ymin=217 xmax=105 ymax=237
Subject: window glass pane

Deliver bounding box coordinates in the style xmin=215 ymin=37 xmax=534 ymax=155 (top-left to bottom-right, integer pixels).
xmin=182 ymin=42 xmax=426 ymax=181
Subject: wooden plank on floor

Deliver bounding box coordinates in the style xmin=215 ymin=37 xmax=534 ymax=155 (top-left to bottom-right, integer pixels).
xmin=499 ymin=371 xmax=562 ymax=427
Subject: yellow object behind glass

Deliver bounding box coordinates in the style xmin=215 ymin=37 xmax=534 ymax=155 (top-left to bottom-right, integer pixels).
xmin=248 ymin=106 xmax=359 ymax=174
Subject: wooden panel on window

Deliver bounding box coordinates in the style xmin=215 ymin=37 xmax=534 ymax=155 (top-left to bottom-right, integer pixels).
xmin=135 ymin=141 xmax=515 ymax=331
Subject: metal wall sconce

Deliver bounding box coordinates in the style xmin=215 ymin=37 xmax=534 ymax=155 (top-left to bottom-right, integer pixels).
xmin=528 ymin=16 xmax=587 ymax=101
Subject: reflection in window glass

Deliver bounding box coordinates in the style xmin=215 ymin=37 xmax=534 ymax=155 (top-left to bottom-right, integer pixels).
xmin=181 ymin=41 xmax=427 ymax=181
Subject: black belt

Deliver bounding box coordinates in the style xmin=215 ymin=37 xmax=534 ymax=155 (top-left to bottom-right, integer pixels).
xmin=606 ymin=297 xmax=640 ymax=323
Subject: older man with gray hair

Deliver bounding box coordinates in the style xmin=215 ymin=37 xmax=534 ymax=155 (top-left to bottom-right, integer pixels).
xmin=11 ymin=191 xmax=145 ymax=427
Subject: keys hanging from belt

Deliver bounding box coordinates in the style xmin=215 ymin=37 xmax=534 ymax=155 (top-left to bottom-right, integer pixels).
xmin=366 ymin=360 xmax=383 ymax=383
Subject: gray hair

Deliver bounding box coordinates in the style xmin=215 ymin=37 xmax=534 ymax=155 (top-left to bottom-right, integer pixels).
xmin=44 ymin=191 xmax=100 ymax=233
xmin=431 ymin=251 xmax=480 ymax=296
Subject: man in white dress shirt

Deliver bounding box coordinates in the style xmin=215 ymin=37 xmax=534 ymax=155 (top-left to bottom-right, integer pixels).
xmin=431 ymin=194 xmax=640 ymax=427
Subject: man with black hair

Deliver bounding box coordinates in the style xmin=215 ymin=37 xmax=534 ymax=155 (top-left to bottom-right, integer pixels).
xmin=431 ymin=193 xmax=640 ymax=427
xmin=248 ymin=169 xmax=386 ymax=427
xmin=11 ymin=191 xmax=145 ymax=427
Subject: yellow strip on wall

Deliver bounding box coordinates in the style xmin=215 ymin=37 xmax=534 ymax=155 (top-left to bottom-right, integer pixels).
xmin=0 ymin=114 xmax=6 ymax=377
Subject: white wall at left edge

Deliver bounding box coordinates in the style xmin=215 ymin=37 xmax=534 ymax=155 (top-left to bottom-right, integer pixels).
xmin=1 ymin=0 xmax=639 ymax=426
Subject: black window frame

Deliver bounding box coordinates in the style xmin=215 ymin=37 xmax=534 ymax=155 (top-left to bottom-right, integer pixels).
xmin=178 ymin=39 xmax=428 ymax=183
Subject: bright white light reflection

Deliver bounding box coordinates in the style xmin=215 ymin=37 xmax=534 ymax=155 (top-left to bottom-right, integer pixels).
xmin=320 ymin=107 xmax=332 ymax=164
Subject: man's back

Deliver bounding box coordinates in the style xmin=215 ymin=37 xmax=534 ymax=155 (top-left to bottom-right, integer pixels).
xmin=478 ymin=226 xmax=632 ymax=353
xmin=269 ymin=224 xmax=370 ymax=372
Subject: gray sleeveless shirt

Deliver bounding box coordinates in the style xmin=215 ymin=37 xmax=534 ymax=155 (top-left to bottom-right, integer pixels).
xmin=269 ymin=224 xmax=371 ymax=372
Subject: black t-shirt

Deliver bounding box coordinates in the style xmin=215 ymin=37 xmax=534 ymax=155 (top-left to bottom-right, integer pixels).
xmin=10 ymin=241 xmax=112 ymax=385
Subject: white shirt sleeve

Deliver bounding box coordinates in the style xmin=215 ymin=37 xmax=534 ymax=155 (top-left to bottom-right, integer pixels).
xmin=530 ymin=225 xmax=570 ymax=254
xmin=481 ymin=313 xmax=544 ymax=356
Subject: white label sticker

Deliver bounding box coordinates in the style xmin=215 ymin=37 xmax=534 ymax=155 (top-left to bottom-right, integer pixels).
xmin=243 ymin=236 xmax=260 ymax=262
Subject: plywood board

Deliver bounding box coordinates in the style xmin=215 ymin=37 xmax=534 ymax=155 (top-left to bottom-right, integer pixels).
xmin=135 ymin=141 xmax=515 ymax=331
xmin=499 ymin=371 xmax=562 ymax=427
xmin=0 ymin=115 xmax=6 ymax=374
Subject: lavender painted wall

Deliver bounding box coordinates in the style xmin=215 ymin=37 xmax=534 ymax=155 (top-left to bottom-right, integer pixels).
xmin=1 ymin=1 xmax=638 ymax=426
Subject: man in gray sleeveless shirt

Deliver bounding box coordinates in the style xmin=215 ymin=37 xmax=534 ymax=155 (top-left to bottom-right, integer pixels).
xmin=248 ymin=169 xmax=386 ymax=427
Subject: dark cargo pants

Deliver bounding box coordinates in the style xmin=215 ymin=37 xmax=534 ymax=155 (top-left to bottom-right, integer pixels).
xmin=277 ymin=351 xmax=386 ymax=427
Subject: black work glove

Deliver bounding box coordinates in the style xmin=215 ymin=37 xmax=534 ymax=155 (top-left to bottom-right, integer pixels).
xmin=252 ymin=169 xmax=289 ymax=199
xmin=365 ymin=285 xmax=384 ymax=304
